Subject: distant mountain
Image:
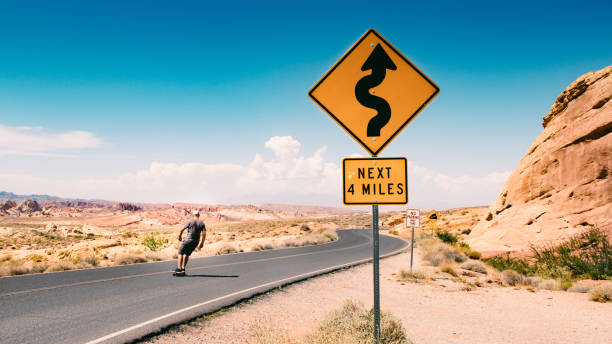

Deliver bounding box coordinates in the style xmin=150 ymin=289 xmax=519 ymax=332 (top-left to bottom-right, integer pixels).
xmin=260 ymin=203 xmax=359 ymax=215
xmin=0 ymin=191 xmax=106 ymax=203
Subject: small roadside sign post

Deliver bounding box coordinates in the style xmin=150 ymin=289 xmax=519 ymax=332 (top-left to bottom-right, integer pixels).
xmin=309 ymin=29 xmax=438 ymax=343
xmin=406 ymin=209 xmax=420 ymax=272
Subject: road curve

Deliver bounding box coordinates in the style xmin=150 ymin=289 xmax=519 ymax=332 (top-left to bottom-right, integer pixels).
xmin=0 ymin=229 xmax=408 ymax=344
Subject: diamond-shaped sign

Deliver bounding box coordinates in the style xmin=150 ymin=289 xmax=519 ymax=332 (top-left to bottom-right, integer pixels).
xmin=309 ymin=29 xmax=439 ymax=156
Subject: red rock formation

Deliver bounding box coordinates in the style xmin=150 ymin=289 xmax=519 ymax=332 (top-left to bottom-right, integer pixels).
xmin=469 ymin=66 xmax=612 ymax=254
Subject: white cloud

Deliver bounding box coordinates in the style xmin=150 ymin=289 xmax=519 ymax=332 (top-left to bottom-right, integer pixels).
xmin=0 ymin=135 xmax=511 ymax=208
xmin=0 ymin=124 xmax=103 ymax=157
xmin=408 ymin=163 xmax=511 ymax=208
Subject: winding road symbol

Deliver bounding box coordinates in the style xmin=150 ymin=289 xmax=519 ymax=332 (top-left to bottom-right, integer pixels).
xmin=355 ymin=44 xmax=397 ymax=137
xmin=309 ymin=29 xmax=439 ymax=156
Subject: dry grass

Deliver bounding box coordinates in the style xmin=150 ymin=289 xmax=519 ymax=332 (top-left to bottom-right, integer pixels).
xmin=114 ymin=253 xmax=148 ymax=265
xmin=302 ymin=300 xmax=411 ymax=344
xmin=215 ymin=244 xmax=238 ymax=255
xmin=501 ymin=270 xmax=523 ymax=286
xmin=398 ymin=269 xmax=430 ymax=283
xmin=537 ymin=279 xmax=561 ymax=291
xmin=567 ymin=282 xmax=593 ymax=293
xmin=460 ymin=260 xmax=488 ymax=274
xmin=422 ymin=242 xmax=466 ymax=266
xmin=440 ymin=263 xmax=458 ymax=277
xmin=246 ymin=316 xmax=293 ymax=344
xmin=251 ymin=241 xmax=275 ymax=252
xmin=589 ymin=283 xmax=612 ymax=302
xmin=45 ymin=261 xmax=76 ymax=272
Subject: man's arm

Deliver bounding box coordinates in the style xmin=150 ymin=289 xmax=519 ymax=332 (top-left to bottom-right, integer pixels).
xmin=178 ymin=225 xmax=187 ymax=241
xmin=198 ymin=225 xmax=206 ymax=249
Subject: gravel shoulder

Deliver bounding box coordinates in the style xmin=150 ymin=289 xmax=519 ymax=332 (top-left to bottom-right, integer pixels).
xmin=141 ymin=245 xmax=611 ymax=344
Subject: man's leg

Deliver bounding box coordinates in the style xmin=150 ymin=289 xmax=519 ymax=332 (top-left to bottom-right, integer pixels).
xmin=183 ymin=255 xmax=190 ymax=269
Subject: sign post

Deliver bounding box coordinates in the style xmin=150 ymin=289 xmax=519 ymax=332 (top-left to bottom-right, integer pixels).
xmin=406 ymin=209 xmax=420 ymax=272
xmin=308 ymin=29 xmax=439 ymax=344
xmin=372 ymin=204 xmax=380 ymax=342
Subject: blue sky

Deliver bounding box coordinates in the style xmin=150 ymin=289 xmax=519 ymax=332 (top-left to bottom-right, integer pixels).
xmin=1 ymin=1 xmax=610 ymax=207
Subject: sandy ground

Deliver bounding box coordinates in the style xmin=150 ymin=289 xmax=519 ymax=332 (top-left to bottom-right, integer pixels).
xmin=141 ymin=244 xmax=611 ymax=344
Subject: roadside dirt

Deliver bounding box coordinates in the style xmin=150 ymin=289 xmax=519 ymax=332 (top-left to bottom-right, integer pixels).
xmin=141 ymin=243 xmax=610 ymax=344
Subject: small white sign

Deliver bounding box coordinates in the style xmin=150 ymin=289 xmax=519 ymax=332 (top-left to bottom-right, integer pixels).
xmin=406 ymin=209 xmax=420 ymax=227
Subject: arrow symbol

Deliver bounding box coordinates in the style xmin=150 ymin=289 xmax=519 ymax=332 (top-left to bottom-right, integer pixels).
xmin=355 ymin=44 xmax=397 ymax=137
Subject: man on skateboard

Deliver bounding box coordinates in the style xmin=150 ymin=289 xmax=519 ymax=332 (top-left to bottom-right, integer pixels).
xmin=174 ymin=210 xmax=206 ymax=276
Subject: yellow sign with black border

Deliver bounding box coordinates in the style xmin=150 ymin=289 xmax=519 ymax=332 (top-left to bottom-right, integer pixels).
xmin=343 ymin=157 xmax=407 ymax=205
xmin=309 ymin=29 xmax=439 ymax=156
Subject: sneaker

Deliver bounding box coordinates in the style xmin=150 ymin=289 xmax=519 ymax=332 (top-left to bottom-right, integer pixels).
xmin=172 ymin=268 xmax=182 ymax=276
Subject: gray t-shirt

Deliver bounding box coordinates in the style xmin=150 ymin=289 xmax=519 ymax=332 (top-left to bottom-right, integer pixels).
xmin=184 ymin=219 xmax=206 ymax=242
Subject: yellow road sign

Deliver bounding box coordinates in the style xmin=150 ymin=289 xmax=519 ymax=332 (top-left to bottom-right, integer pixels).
xmin=427 ymin=210 xmax=439 ymax=222
xmin=343 ymin=157 xmax=407 ymax=205
xmin=309 ymin=29 xmax=439 ymax=156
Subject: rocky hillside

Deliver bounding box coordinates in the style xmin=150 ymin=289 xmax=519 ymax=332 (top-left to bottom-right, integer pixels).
xmin=469 ymin=66 xmax=612 ymax=254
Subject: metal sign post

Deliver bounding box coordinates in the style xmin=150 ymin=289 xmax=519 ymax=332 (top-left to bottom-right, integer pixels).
xmin=410 ymin=226 xmax=415 ymax=272
xmin=406 ymin=209 xmax=420 ymax=272
xmin=308 ymin=29 xmax=439 ymax=344
xmin=372 ymin=204 xmax=380 ymax=343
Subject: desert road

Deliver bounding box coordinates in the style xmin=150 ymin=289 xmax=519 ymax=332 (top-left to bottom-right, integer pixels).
xmin=0 ymin=229 xmax=408 ymax=344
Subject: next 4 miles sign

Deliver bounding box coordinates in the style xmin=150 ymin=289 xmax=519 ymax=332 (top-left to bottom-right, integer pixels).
xmin=343 ymin=157 xmax=407 ymax=205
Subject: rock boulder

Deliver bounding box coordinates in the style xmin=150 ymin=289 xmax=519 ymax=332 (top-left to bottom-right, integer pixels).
xmin=469 ymin=66 xmax=612 ymax=254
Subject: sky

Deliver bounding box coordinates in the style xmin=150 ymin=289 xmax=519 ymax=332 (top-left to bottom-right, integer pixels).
xmin=1 ymin=1 xmax=610 ymax=208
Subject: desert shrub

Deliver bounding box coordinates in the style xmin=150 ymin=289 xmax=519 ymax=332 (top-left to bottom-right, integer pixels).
xmin=440 ymin=263 xmax=458 ymax=276
xmin=501 ymin=270 xmax=523 ymax=286
xmin=251 ymin=241 xmax=275 ymax=252
xmin=436 ymin=230 xmax=458 ymax=244
xmin=530 ymin=227 xmax=611 ymax=280
xmin=485 ymin=254 xmax=532 ymax=276
xmin=45 ymin=261 xmax=76 ymax=272
xmin=31 ymin=263 xmax=49 ymax=274
xmin=461 ymin=261 xmax=488 ymax=274
xmin=0 ymin=254 xmax=12 ymax=262
xmin=324 ymin=232 xmax=336 ymax=241
xmin=84 ymin=255 xmax=98 ymax=266
xmin=8 ymin=266 xmax=32 ymax=275
xmin=216 ymin=244 xmax=238 ymax=255
xmin=461 ymin=228 xmax=472 ymax=235
xmin=487 ymin=228 xmax=611 ymax=280
xmin=560 ymin=280 xmax=573 ymax=291
xmin=538 ymin=279 xmax=560 ymax=290
xmin=567 ymin=282 xmax=593 ymax=293
xmin=588 ymin=283 xmax=612 ymax=302
xmin=423 ymin=244 xmax=466 ymax=266
xmin=302 ymin=300 xmax=411 ymax=344
xmin=142 ymin=233 xmax=169 ymax=252
xmin=523 ymin=276 xmax=543 ymax=287
xmin=399 ymin=269 xmax=429 ymax=282
xmin=246 ymin=316 xmax=290 ymax=344
xmin=466 ymin=250 xmax=480 ymax=259
xmin=389 ymin=230 xmax=399 ymax=235
xmin=27 ymin=254 xmax=46 ymax=263
xmin=114 ymin=253 xmax=147 ymax=265
xmin=300 ymin=224 xmax=311 ymax=232
xmin=145 ymin=252 xmax=164 ymax=261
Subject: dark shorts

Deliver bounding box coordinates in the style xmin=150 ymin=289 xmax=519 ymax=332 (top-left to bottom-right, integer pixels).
xmin=178 ymin=240 xmax=199 ymax=256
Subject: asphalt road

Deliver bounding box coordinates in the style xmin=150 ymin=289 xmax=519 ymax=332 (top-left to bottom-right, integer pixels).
xmin=0 ymin=229 xmax=408 ymax=344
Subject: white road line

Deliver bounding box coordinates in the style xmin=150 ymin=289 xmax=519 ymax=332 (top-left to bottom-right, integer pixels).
xmin=83 ymin=239 xmax=408 ymax=344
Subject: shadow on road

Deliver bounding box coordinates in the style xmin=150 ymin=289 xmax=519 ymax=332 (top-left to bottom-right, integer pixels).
xmin=183 ymin=274 xmax=239 ymax=278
